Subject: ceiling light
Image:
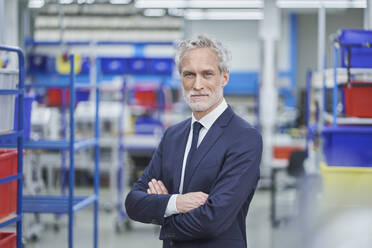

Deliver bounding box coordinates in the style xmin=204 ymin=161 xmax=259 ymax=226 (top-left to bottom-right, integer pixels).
xmin=168 ymin=8 xmax=185 ymax=17
xmin=135 ymin=0 xmax=263 ymax=9
xmin=28 ymin=0 xmax=45 ymax=8
xmin=110 ymin=0 xmax=131 ymax=4
xmin=59 ymin=0 xmax=74 ymax=4
xmin=277 ymin=0 xmax=366 ymax=8
xmin=144 ymin=9 xmax=166 ymax=17
xmin=185 ymin=10 xmax=263 ymax=20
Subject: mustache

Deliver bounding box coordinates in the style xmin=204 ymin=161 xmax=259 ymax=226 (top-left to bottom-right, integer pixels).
xmin=186 ymin=91 xmax=210 ymax=96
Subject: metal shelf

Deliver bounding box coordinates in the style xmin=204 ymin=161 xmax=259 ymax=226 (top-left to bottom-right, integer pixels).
xmin=0 ymin=138 xmax=98 ymax=150
xmin=0 ymin=131 xmax=23 ymax=140
xmin=23 ymin=195 xmax=97 ymax=214
xmin=311 ymin=68 xmax=372 ymax=89
xmin=324 ymin=112 xmax=372 ymax=125
xmin=25 ymin=82 xmax=104 ymax=89
xmin=0 ymin=89 xmax=22 ymax=95
xmin=21 ymin=53 xmax=100 ymax=248
xmin=25 ymin=81 xmax=115 ymax=89
xmin=123 ymin=134 xmax=160 ymax=151
xmin=0 ymin=214 xmax=21 ymax=229
xmin=0 ymin=174 xmax=21 ymax=185
xmin=0 ymin=45 xmax=25 ymax=248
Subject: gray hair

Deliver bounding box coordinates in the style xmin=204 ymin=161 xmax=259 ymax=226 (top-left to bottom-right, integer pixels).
xmin=175 ymin=35 xmax=231 ymax=74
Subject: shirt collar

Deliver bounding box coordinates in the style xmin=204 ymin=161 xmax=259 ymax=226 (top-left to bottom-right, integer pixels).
xmin=191 ymin=98 xmax=228 ymax=130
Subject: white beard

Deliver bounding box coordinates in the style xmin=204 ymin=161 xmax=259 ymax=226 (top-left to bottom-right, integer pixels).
xmin=183 ymin=87 xmax=223 ymax=112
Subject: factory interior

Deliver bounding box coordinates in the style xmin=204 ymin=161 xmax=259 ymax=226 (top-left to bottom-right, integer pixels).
xmin=1 ymin=0 xmax=372 ymax=247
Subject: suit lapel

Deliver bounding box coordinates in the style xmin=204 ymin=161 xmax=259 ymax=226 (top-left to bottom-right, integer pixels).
xmin=183 ymin=106 xmax=234 ymax=192
xmin=172 ymin=118 xmax=191 ymax=193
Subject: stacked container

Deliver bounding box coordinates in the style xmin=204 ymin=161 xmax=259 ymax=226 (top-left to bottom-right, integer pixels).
xmin=321 ymin=29 xmax=372 ymax=208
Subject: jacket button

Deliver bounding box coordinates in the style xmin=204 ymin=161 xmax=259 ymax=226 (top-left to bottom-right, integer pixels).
xmin=169 ymin=241 xmax=174 ymax=246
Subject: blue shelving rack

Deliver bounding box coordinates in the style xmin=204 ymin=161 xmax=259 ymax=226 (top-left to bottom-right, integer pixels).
xmin=306 ymin=29 xmax=372 ymax=168
xmin=0 ymin=45 xmax=25 ymax=248
xmin=1 ymin=54 xmax=100 ymax=248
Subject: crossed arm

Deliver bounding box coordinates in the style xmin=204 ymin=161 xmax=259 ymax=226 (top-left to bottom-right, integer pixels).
xmin=125 ymin=130 xmax=210 ymax=225
xmin=125 ymin=128 xmax=262 ymax=241
xmin=147 ymin=179 xmax=208 ymax=214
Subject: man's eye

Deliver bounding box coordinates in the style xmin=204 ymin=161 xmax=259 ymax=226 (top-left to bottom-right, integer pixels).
xmin=184 ymin=73 xmax=193 ymax=77
xmin=204 ymin=71 xmax=213 ymax=76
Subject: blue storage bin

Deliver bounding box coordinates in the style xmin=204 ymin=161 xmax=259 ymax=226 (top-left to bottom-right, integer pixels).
xmin=79 ymin=57 xmax=90 ymax=75
xmin=149 ymin=58 xmax=174 ymax=75
xmin=322 ymin=126 xmax=372 ymax=167
xmin=338 ymin=29 xmax=372 ymax=68
xmin=128 ymin=58 xmax=149 ymax=74
xmin=76 ymin=89 xmax=90 ymax=102
xmin=100 ymin=57 xmax=127 ymax=75
xmin=27 ymin=54 xmax=53 ymax=73
xmin=340 ymin=46 xmax=372 ymax=68
xmin=338 ymin=29 xmax=372 ymax=45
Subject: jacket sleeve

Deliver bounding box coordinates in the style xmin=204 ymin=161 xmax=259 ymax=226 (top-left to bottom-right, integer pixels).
xmin=160 ymin=129 xmax=262 ymax=241
xmin=124 ymin=129 xmax=172 ymax=226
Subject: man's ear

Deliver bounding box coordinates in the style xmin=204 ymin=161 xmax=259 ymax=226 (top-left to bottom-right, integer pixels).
xmin=221 ymin=71 xmax=229 ymax=87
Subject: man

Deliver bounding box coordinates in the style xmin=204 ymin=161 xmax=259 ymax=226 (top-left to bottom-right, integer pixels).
xmin=125 ymin=35 xmax=262 ymax=248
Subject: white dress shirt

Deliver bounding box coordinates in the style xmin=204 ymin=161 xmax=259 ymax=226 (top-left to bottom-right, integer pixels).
xmin=164 ymin=99 xmax=228 ymax=217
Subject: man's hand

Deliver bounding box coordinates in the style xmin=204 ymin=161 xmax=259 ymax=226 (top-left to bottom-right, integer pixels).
xmin=147 ymin=179 xmax=208 ymax=214
xmin=176 ymin=192 xmax=209 ymax=214
xmin=147 ymin=179 xmax=168 ymax=194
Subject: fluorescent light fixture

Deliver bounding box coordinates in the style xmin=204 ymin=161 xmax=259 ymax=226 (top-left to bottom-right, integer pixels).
xmin=28 ymin=0 xmax=45 ymax=8
xmin=168 ymin=8 xmax=185 ymax=17
xmin=59 ymin=0 xmax=74 ymax=4
xmin=185 ymin=10 xmax=263 ymax=20
xmin=144 ymin=9 xmax=166 ymax=17
xmin=110 ymin=0 xmax=131 ymax=4
xmin=277 ymin=0 xmax=366 ymax=8
xmin=136 ymin=0 xmax=263 ymax=9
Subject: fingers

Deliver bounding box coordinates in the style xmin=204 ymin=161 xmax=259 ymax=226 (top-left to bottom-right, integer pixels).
xmin=151 ymin=179 xmax=162 ymax=194
xmin=157 ymin=180 xmax=169 ymax=194
xmin=147 ymin=179 xmax=169 ymax=194
xmin=147 ymin=181 xmax=155 ymax=194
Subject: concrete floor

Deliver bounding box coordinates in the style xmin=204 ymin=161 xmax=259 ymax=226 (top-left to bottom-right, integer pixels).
xmin=24 ymin=189 xmax=272 ymax=248
xmin=23 ymin=186 xmax=372 ymax=248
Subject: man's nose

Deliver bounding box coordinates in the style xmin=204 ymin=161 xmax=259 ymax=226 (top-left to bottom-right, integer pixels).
xmin=193 ymin=75 xmax=204 ymax=90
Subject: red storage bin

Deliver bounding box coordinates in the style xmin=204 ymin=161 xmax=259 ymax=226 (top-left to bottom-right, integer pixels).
xmin=47 ymin=88 xmax=90 ymax=107
xmin=0 ymin=150 xmax=18 ymax=219
xmin=134 ymin=90 xmax=157 ymax=108
xmin=344 ymin=83 xmax=372 ymax=118
xmin=0 ymin=232 xmax=16 ymax=248
xmin=273 ymin=145 xmax=302 ymax=160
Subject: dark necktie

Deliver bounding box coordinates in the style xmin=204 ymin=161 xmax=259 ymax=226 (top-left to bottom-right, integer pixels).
xmin=183 ymin=121 xmax=203 ymax=192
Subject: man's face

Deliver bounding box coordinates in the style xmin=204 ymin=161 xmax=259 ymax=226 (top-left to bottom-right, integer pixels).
xmin=180 ymin=48 xmax=229 ymax=113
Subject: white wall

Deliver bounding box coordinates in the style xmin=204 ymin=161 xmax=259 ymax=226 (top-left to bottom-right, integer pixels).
xmin=185 ymin=20 xmax=261 ymax=71
xmin=184 ymin=13 xmax=291 ymax=73
xmin=0 ymin=0 xmax=18 ymax=46
xmin=297 ymin=9 xmax=364 ymax=88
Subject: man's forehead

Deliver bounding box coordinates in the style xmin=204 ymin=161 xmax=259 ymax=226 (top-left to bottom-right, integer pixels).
xmin=180 ymin=48 xmax=220 ymax=71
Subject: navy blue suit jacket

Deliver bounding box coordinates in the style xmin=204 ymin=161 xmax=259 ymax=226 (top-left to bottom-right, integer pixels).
xmin=125 ymin=106 xmax=262 ymax=248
